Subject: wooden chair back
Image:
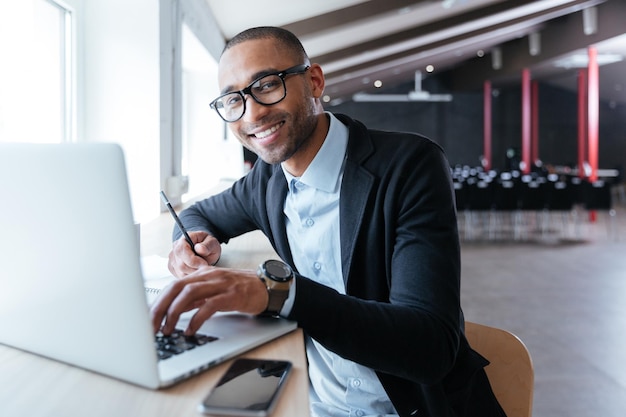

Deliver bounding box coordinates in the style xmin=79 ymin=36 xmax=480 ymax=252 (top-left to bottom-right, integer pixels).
xmin=465 ymin=321 xmax=534 ymax=417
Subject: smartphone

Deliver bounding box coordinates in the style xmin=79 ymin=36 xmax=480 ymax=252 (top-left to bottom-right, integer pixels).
xmin=198 ymin=358 xmax=292 ymax=416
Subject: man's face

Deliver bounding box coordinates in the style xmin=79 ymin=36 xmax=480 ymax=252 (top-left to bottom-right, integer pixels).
xmin=217 ymin=39 xmax=319 ymax=165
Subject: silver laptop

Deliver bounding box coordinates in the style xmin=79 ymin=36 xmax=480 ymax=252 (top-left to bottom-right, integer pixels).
xmin=0 ymin=142 xmax=296 ymax=389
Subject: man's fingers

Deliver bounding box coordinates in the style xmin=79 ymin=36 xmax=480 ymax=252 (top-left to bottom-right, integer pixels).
xmin=150 ymin=267 xmax=267 ymax=336
xmin=157 ymin=275 xmax=224 ymax=334
xmin=184 ymin=294 xmax=232 ymax=335
xmin=150 ymin=279 xmax=185 ymax=333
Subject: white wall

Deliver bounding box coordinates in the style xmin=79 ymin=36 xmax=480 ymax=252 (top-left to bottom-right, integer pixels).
xmin=81 ymin=0 xmax=161 ymax=222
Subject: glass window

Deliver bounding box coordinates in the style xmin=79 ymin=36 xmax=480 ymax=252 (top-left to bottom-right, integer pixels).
xmin=181 ymin=23 xmax=244 ymax=200
xmin=0 ymin=0 xmax=74 ymax=143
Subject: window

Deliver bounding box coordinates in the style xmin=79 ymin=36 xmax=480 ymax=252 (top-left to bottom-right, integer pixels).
xmin=160 ymin=0 xmax=244 ymax=206
xmin=0 ymin=0 xmax=74 ymax=143
xmin=180 ymin=23 xmax=244 ymax=200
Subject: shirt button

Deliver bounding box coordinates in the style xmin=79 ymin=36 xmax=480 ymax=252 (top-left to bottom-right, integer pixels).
xmin=352 ymin=378 xmax=361 ymax=387
xmin=355 ymin=410 xmax=364 ymax=417
xmin=313 ymin=262 xmax=322 ymax=271
xmin=304 ymin=218 xmax=314 ymax=227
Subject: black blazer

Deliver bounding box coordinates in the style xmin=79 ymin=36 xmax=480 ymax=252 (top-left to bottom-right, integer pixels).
xmin=179 ymin=114 xmax=505 ymax=417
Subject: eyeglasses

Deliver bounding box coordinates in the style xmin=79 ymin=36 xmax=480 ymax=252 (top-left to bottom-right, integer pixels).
xmin=210 ymin=64 xmax=310 ymax=123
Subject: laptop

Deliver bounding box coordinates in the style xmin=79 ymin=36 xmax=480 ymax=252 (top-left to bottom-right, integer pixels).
xmin=0 ymin=142 xmax=296 ymax=389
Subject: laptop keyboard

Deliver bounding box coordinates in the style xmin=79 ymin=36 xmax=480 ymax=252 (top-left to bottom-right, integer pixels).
xmin=155 ymin=329 xmax=218 ymax=361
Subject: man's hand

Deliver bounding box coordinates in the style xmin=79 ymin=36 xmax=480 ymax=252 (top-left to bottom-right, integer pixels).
xmin=168 ymin=231 xmax=222 ymax=278
xmin=150 ymin=266 xmax=269 ymax=335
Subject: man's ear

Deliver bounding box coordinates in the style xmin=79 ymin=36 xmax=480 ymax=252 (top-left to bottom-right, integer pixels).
xmin=308 ymin=63 xmax=326 ymax=98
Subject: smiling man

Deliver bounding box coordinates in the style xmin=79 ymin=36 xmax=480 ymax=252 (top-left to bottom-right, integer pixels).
xmin=150 ymin=26 xmax=506 ymax=417
xmin=214 ymin=32 xmax=327 ymax=175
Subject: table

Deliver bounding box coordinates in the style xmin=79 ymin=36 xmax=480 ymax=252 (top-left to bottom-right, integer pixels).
xmin=0 ymin=329 xmax=307 ymax=417
xmin=0 ymin=185 xmax=310 ymax=417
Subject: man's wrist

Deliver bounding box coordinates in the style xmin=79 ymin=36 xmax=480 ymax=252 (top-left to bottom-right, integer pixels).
xmin=257 ymin=260 xmax=294 ymax=317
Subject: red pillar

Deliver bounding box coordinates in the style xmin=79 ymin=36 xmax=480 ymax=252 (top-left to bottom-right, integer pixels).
xmin=483 ymin=81 xmax=492 ymax=171
xmin=521 ymin=69 xmax=532 ymax=174
xmin=531 ymin=80 xmax=539 ymax=165
xmin=588 ymin=46 xmax=599 ymax=182
xmin=577 ymin=69 xmax=587 ymax=179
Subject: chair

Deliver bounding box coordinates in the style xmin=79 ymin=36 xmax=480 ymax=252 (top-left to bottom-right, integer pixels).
xmin=544 ymin=180 xmax=574 ymax=239
xmin=466 ymin=178 xmax=496 ymax=239
xmin=582 ymin=179 xmax=618 ymax=239
xmin=493 ymin=179 xmax=522 ymax=240
xmin=519 ymin=178 xmax=547 ymax=239
xmin=465 ymin=322 xmax=534 ymax=417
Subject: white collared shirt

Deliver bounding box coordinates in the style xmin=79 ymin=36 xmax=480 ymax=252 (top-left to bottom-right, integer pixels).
xmin=281 ymin=113 xmax=397 ymax=417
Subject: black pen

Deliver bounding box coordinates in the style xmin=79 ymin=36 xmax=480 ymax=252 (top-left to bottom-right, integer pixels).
xmin=159 ymin=191 xmax=198 ymax=255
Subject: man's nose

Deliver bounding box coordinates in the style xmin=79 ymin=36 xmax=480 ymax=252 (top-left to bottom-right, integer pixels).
xmin=241 ymin=96 xmax=271 ymax=122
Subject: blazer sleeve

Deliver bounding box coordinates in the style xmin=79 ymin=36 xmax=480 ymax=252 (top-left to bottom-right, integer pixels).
xmin=175 ymin=164 xmax=277 ymax=244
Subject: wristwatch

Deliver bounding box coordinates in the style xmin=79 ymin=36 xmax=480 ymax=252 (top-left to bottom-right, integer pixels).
xmin=257 ymin=260 xmax=294 ymax=317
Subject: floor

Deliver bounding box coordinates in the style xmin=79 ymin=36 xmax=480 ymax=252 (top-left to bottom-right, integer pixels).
xmin=459 ymin=197 xmax=626 ymax=417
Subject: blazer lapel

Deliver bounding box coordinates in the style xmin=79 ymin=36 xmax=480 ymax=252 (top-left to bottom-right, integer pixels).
xmin=340 ymin=162 xmax=373 ymax=286
xmin=337 ymin=114 xmax=375 ymax=287
xmin=265 ymin=167 xmax=295 ymax=267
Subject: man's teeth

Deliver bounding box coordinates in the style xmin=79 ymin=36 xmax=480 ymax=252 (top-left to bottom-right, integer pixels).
xmin=255 ymin=123 xmax=281 ymax=139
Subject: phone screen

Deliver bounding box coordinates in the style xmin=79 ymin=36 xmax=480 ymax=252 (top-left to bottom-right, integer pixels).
xmin=198 ymin=358 xmax=292 ymax=417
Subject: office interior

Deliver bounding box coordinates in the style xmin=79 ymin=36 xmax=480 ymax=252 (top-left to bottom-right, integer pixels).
xmin=1 ymin=1 xmax=625 ymax=416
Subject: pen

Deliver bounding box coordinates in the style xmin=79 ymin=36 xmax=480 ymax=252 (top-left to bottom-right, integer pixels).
xmin=159 ymin=191 xmax=198 ymax=255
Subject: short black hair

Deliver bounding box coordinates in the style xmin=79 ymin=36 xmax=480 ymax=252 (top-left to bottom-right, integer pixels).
xmin=223 ymin=26 xmax=309 ymax=63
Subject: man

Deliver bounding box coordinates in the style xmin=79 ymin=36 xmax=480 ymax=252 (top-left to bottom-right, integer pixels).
xmin=151 ymin=26 xmax=506 ymax=417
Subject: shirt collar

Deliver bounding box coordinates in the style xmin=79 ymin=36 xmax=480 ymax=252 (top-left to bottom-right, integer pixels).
xmin=282 ymin=112 xmax=348 ymax=193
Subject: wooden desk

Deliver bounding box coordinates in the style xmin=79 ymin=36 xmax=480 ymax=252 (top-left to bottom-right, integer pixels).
xmin=0 ymin=186 xmax=310 ymax=417
xmin=0 ymin=330 xmax=307 ymax=417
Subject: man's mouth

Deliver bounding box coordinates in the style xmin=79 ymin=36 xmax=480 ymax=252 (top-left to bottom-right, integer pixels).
xmin=252 ymin=122 xmax=284 ymax=139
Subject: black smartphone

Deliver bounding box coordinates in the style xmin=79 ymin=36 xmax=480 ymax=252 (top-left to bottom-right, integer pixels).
xmin=198 ymin=358 xmax=292 ymax=417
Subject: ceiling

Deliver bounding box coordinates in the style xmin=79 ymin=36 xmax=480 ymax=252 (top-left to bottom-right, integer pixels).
xmin=205 ymin=0 xmax=626 ymax=106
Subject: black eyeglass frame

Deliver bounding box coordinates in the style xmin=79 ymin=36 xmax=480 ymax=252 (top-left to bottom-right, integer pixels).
xmin=209 ymin=64 xmax=310 ymax=123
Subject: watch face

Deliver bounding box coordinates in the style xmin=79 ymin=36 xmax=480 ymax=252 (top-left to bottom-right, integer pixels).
xmin=265 ymin=260 xmax=292 ymax=282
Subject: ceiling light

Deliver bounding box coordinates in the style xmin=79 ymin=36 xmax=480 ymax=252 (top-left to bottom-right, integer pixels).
xmin=529 ymin=32 xmax=541 ymax=56
xmin=491 ymin=47 xmax=502 ymax=70
xmin=352 ymin=70 xmax=452 ymax=102
xmin=374 ymin=80 xmax=383 ymax=88
xmin=553 ymin=53 xmax=623 ymax=69
xmin=582 ymin=7 xmax=598 ymax=35
xmin=329 ymin=98 xmax=344 ymax=107
xmin=426 ymin=65 xmax=435 ymax=73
